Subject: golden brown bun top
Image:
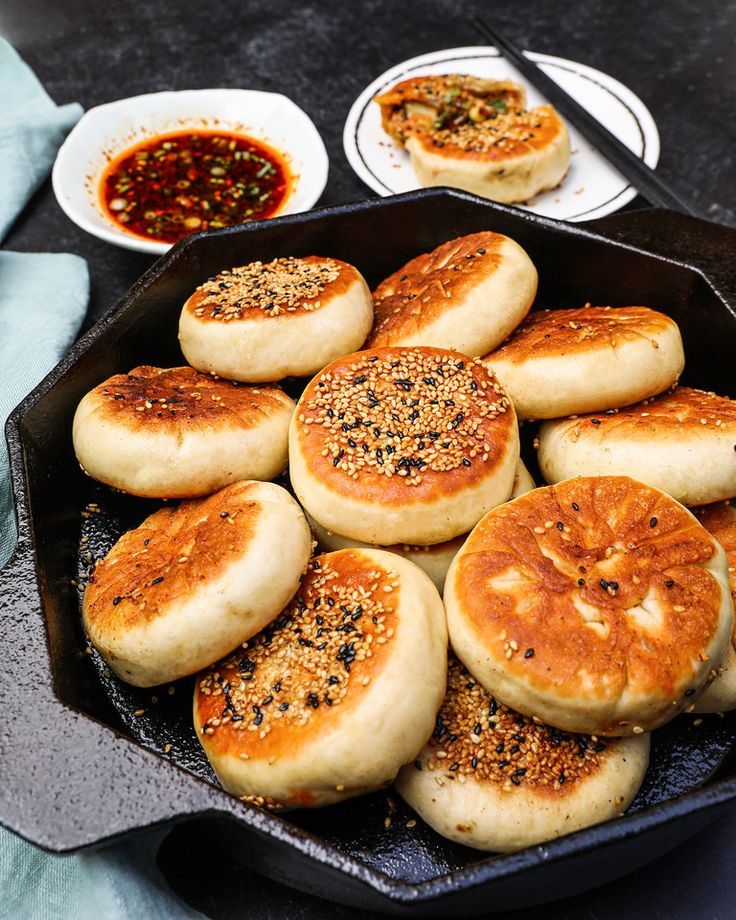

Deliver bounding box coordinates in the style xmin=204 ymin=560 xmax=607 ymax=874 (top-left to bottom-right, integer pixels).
xmin=421 ymin=655 xmax=618 ymax=796
xmin=375 ymin=72 xmax=564 ymax=165
xmin=556 ymin=387 xmax=736 ymax=434
xmin=694 ymin=502 xmax=736 ymax=625
xmin=485 ymin=306 xmax=678 ymax=363
xmin=82 ymin=366 xmax=292 ymax=431
xmin=183 ymin=256 xmax=360 ymax=323
xmin=84 ymin=481 xmax=263 ymax=629
xmin=195 ymin=549 xmax=402 ymax=797
xmin=293 ymin=347 xmax=517 ymax=505
xmin=453 ymin=476 xmax=725 ymax=715
xmin=413 ymin=104 xmax=565 ymax=163
xmin=367 ymin=232 xmax=527 ymax=347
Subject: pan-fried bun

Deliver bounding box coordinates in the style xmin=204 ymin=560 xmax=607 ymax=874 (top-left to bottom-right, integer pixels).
xmin=194 ymin=549 xmax=448 ymax=808
xmin=73 ymin=366 xmax=295 ymax=498
xmin=445 ymin=476 xmax=733 ymax=736
xmin=396 ymin=656 xmax=650 ymax=852
xmin=483 ymin=306 xmax=684 ymax=420
xmin=367 ymin=232 xmax=537 ymax=356
xmin=289 ymin=347 xmax=520 ymax=545
xmin=511 ymin=458 xmax=535 ymax=497
xmin=693 ymin=502 xmax=736 ymax=712
xmin=306 ymin=514 xmax=465 ymax=593
xmin=179 ymin=256 xmax=373 ymax=382
xmin=306 ymin=460 xmax=535 ymax=592
xmin=538 ymin=387 xmax=736 ymax=505
xmin=375 ymin=73 xmax=569 ymax=205
xmin=83 ymin=481 xmax=311 ymax=687
xmin=405 ymin=105 xmax=569 ymax=205
xmin=376 ymin=74 xmax=527 ymax=149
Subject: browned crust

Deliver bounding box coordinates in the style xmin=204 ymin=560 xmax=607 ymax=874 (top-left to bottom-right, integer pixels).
xmin=83 ymin=366 xmax=291 ymax=431
xmin=375 ymin=74 xmax=525 ymax=148
xmin=183 ymin=256 xmax=360 ymax=323
xmin=195 ymin=550 xmax=400 ymax=762
xmin=560 ymin=387 xmax=736 ymax=435
xmin=422 ymin=655 xmax=617 ymax=798
xmin=694 ymin=502 xmax=736 ymax=642
xmin=486 ymin=306 xmax=678 ymax=363
xmin=453 ymin=476 xmax=724 ymax=709
xmin=293 ymin=347 xmax=517 ymax=505
xmin=84 ymin=481 xmax=262 ymax=628
xmin=412 ymin=105 xmax=565 ymax=162
xmin=367 ymin=232 xmax=524 ymax=346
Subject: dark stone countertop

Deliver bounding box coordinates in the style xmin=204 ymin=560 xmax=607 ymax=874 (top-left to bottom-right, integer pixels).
xmin=3 ymin=0 xmax=736 ymax=916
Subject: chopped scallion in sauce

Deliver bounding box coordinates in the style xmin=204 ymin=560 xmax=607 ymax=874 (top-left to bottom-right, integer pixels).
xmin=100 ymin=130 xmax=290 ymax=244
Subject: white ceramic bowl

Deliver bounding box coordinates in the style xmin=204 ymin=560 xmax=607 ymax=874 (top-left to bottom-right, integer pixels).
xmin=52 ymin=88 xmax=329 ymax=254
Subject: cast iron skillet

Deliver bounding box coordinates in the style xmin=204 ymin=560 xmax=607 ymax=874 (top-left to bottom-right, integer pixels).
xmin=2 ymin=189 xmax=736 ymax=915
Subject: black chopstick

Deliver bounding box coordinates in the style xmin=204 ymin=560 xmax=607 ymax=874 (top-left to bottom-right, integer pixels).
xmin=472 ymin=17 xmax=703 ymax=218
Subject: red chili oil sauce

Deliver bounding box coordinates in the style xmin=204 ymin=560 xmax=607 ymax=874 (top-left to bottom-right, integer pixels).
xmin=100 ymin=130 xmax=290 ymax=244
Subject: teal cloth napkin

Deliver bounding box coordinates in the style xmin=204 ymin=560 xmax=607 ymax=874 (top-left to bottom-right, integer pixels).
xmin=0 ymin=251 xmax=89 ymax=565
xmin=0 ymin=39 xmax=203 ymax=920
xmin=0 ymin=37 xmax=82 ymax=239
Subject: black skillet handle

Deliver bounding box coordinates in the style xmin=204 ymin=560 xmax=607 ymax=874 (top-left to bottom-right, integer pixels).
xmin=0 ymin=423 xmax=243 ymax=851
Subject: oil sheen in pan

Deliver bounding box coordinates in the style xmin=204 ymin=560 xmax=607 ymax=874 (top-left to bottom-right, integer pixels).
xmin=75 ymin=477 xmax=736 ymax=884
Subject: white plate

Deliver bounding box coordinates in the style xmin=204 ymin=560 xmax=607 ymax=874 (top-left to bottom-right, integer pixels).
xmin=344 ymin=47 xmax=660 ymax=222
xmin=53 ymin=88 xmax=329 ymax=254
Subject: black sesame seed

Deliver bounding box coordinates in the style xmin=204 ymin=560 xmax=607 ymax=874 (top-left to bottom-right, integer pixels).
xmin=279 ymin=702 xmax=289 ymax=711
xmin=151 ymin=576 xmax=164 ymax=586
xmin=524 ymin=647 xmax=534 ymax=658
xmin=666 ymin=580 xmax=674 ymax=588
xmin=572 ymin=502 xmax=580 ymax=511
xmin=650 ymin=517 xmax=658 ymax=528
xmin=112 ymin=596 xmax=121 ymax=606
xmin=685 ymin=688 xmax=696 ymax=697
xmin=556 ymin=521 xmax=564 ymax=531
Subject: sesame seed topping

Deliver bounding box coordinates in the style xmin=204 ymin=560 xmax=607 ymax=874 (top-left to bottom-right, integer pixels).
xmin=197 ymin=555 xmax=398 ymax=741
xmin=424 ymin=658 xmax=611 ymax=789
xmin=298 ymin=349 xmax=511 ymax=486
xmin=192 ymin=257 xmax=341 ymax=319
